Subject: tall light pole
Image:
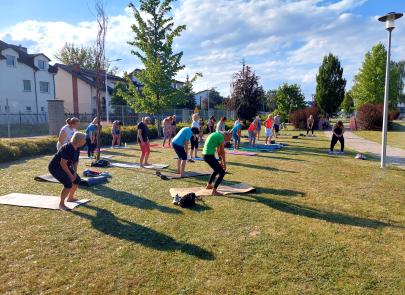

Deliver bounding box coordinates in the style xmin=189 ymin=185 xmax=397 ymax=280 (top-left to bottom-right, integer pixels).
xmin=105 ymin=58 xmax=122 ymax=123
xmin=378 ymin=12 xmax=403 ymax=168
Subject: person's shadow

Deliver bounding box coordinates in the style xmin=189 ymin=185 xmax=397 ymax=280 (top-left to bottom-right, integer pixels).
xmin=73 ymin=205 xmax=214 ymax=260
xmin=86 ymin=185 xmax=182 ymax=215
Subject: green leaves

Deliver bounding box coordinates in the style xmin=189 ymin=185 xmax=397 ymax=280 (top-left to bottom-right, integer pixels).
xmin=275 ymin=83 xmax=306 ymax=120
xmin=315 ymin=53 xmax=346 ymax=116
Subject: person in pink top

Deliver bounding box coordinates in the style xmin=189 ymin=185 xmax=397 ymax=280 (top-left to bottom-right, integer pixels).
xmin=248 ymin=119 xmax=258 ymax=146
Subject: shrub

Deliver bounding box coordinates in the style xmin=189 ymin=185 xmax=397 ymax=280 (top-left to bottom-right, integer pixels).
xmin=289 ymin=106 xmax=320 ymax=130
xmin=0 ymin=137 xmax=57 ymax=163
xmin=356 ymin=103 xmax=383 ymax=130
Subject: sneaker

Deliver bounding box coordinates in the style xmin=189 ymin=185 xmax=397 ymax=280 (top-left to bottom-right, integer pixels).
xmin=173 ymin=194 xmax=180 ymax=205
xmin=188 ymin=159 xmax=195 ymax=163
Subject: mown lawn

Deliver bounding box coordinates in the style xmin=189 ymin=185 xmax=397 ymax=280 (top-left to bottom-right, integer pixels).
xmin=355 ymin=121 xmax=405 ymax=149
xmin=0 ymin=132 xmax=404 ymax=294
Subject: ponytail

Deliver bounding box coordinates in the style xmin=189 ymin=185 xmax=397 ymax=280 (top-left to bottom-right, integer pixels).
xmin=66 ymin=117 xmax=80 ymax=126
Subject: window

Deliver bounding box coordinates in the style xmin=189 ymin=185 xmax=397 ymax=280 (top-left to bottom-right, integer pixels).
xmin=39 ymin=81 xmax=49 ymax=93
xmin=40 ymin=107 xmax=45 ymax=112
xmin=6 ymin=55 xmax=15 ymax=67
xmin=38 ymin=60 xmax=46 ymax=70
xmin=26 ymin=106 xmax=32 ymax=112
xmin=23 ymin=80 xmax=31 ymax=92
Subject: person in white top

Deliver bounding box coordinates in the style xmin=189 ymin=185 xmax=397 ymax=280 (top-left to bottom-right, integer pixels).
xmin=189 ymin=113 xmax=200 ymax=161
xmin=216 ymin=116 xmax=227 ymax=132
xmin=57 ymin=117 xmax=80 ymax=150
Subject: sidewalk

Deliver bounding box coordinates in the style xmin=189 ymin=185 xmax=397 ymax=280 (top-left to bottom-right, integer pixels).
xmin=324 ymin=130 xmax=405 ymax=168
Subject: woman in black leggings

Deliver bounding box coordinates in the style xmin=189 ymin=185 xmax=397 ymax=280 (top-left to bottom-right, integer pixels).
xmin=330 ymin=121 xmax=344 ymax=153
xmin=202 ymin=131 xmax=232 ymax=195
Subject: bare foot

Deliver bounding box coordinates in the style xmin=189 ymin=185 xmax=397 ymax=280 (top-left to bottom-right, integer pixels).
xmin=66 ymin=198 xmax=79 ymax=202
xmin=212 ymin=189 xmax=223 ymax=196
xmin=144 ymin=163 xmax=151 ymax=166
xmin=59 ymin=204 xmax=71 ymax=211
xmin=206 ymin=184 xmax=214 ymax=190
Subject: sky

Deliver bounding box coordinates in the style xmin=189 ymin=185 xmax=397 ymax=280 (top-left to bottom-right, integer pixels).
xmin=0 ymin=0 xmax=404 ymax=99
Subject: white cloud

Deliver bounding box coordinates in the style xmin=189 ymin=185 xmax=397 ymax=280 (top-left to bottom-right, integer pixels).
xmin=0 ymin=0 xmax=404 ymax=98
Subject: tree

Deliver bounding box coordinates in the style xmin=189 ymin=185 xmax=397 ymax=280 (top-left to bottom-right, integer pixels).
xmin=264 ymin=90 xmax=277 ymax=112
xmin=202 ymin=89 xmax=224 ymax=110
xmin=111 ymin=81 xmax=129 ymax=106
xmin=341 ymin=90 xmax=354 ymax=114
xmin=227 ymin=63 xmax=264 ymax=120
xmin=274 ymin=83 xmax=306 ymax=121
xmin=392 ymin=60 xmax=405 ymax=103
xmin=315 ymin=53 xmax=346 ymax=116
xmin=175 ymin=73 xmax=202 ymax=109
xmin=351 ymin=43 xmax=400 ymax=109
xmin=123 ymin=0 xmax=186 ymax=134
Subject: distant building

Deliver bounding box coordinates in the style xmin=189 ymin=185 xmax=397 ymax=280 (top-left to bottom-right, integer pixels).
xmin=194 ymin=89 xmax=211 ymax=108
xmin=0 ymin=40 xmax=57 ymax=113
xmin=398 ymin=102 xmax=405 ymax=118
xmin=54 ymin=63 xmax=125 ymax=114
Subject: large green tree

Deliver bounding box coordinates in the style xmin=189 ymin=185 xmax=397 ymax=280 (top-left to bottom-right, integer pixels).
xmin=275 ymin=83 xmax=306 ymax=120
xmin=227 ymin=63 xmax=264 ymax=120
xmin=123 ymin=0 xmax=186 ymax=130
xmin=315 ymin=53 xmax=346 ymax=115
xmin=202 ymin=89 xmax=225 ymax=110
xmin=341 ymin=90 xmax=354 ymax=114
xmin=175 ymin=73 xmax=202 ymax=109
xmin=351 ymin=43 xmax=400 ymax=109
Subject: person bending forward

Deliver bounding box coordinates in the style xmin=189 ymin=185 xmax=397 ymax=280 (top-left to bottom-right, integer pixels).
xmin=48 ymin=132 xmax=86 ymax=211
xmin=172 ymin=127 xmax=200 ymax=177
xmin=202 ymin=131 xmax=232 ymax=196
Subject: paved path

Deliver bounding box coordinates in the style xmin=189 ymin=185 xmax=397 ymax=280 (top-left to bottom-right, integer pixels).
xmin=324 ymin=130 xmax=405 ymax=168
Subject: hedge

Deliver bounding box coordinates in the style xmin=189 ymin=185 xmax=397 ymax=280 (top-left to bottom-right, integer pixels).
xmin=290 ymin=106 xmax=320 ymax=130
xmin=0 ymin=120 xmax=240 ymax=164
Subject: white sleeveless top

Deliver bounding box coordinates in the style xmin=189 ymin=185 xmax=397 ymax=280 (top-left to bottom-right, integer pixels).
xmin=57 ymin=125 xmax=75 ymax=150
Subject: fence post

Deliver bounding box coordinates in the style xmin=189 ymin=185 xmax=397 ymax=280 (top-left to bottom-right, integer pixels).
xmin=19 ymin=112 xmax=22 ymax=126
xmin=47 ymin=100 xmax=65 ymax=135
xmin=121 ymin=105 xmax=125 ymax=125
xmin=6 ymin=99 xmax=10 ymax=138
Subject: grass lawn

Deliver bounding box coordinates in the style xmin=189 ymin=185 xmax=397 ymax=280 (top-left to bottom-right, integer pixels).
xmin=0 ymin=132 xmax=404 ymax=294
xmin=355 ymin=121 xmax=405 ymax=149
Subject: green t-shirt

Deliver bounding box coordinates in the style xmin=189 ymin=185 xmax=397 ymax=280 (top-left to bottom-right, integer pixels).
xmin=203 ymin=132 xmax=224 ymax=155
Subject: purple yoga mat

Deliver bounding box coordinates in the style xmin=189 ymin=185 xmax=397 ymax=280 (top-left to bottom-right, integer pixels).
xmin=226 ymin=150 xmax=257 ymax=156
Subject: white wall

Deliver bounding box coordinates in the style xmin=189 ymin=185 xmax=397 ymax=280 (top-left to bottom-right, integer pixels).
xmin=33 ymin=55 xmax=55 ymax=112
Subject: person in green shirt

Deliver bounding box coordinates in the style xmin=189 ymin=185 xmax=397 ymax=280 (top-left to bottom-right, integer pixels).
xmin=202 ymin=131 xmax=232 ymax=195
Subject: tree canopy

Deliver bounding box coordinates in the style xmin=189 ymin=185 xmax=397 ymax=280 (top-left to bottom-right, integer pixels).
xmin=351 ymin=43 xmax=400 ymax=109
xmin=227 ymin=63 xmax=264 ymax=120
xmin=315 ymin=53 xmax=346 ymax=115
xmin=202 ymin=89 xmax=225 ymax=110
xmin=275 ymin=83 xmax=306 ymax=120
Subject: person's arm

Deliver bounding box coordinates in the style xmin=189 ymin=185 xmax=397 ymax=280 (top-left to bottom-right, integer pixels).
xmin=184 ymin=141 xmax=189 ymax=155
xmin=73 ymin=161 xmax=79 ymax=173
xmin=58 ymin=130 xmax=67 ymax=145
xmin=60 ymin=159 xmax=76 ymax=181
xmin=217 ymin=143 xmax=226 ymax=170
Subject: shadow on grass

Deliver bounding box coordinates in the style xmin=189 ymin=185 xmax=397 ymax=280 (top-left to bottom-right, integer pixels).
xmin=73 ymin=204 xmax=214 ymax=260
xmin=228 ymin=161 xmax=298 ymax=173
xmin=86 ymin=185 xmax=182 ymax=215
xmin=227 ymin=194 xmax=403 ymax=229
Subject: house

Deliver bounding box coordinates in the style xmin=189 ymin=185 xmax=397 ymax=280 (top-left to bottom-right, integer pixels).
xmin=194 ymin=89 xmax=211 ymax=108
xmin=0 ymin=40 xmax=57 ymax=114
xmin=398 ymin=102 xmax=405 ymax=118
xmin=54 ymin=63 xmax=126 ymax=114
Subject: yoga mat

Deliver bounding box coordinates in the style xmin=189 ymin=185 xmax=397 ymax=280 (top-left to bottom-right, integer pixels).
xmin=226 ymin=150 xmax=257 ymax=156
xmin=239 ymin=147 xmax=273 ymax=152
xmin=169 ymin=183 xmax=255 ymax=198
xmin=0 ymin=193 xmax=89 ymax=210
xmin=80 ymin=148 xmax=107 ymax=154
xmin=79 ymin=155 xmax=114 ymax=160
xmin=243 ymin=144 xmax=283 ymax=149
xmin=34 ymin=175 xmax=109 ymax=186
xmin=175 ymin=157 xmax=219 ymax=161
xmin=109 ymin=162 xmax=168 ymax=170
xmin=158 ymin=171 xmax=211 ymax=180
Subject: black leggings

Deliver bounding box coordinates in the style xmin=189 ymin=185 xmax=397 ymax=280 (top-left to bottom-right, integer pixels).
xmin=86 ymin=138 xmax=96 ymax=157
xmin=307 ymin=126 xmax=314 ymax=135
xmin=330 ymin=135 xmax=344 ymax=152
xmin=204 ymin=154 xmax=225 ymax=189
xmin=190 ymin=136 xmax=199 ymax=150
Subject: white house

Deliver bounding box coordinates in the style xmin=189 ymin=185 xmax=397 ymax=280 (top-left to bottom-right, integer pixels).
xmin=0 ymin=40 xmax=57 ymax=114
xmin=54 ymin=63 xmax=126 ymax=114
xmin=194 ymin=89 xmax=211 ymax=108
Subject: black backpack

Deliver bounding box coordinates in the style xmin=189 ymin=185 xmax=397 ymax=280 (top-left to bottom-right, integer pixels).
xmin=179 ymin=193 xmax=196 ymax=208
xmin=91 ymin=159 xmax=111 ymax=167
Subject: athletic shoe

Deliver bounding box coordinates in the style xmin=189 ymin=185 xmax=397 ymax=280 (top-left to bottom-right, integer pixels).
xmin=173 ymin=194 xmax=180 ymax=205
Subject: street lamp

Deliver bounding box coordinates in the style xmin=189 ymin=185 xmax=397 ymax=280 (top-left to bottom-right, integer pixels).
xmin=378 ymin=12 xmax=403 ymax=168
xmin=105 ymin=58 xmax=122 ymax=123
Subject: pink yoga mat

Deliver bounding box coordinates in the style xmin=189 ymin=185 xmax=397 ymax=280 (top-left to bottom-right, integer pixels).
xmin=226 ymin=150 xmax=257 ymax=156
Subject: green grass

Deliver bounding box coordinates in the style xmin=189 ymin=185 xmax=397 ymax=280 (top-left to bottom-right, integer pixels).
xmin=355 ymin=121 xmax=405 ymax=149
xmin=0 ymin=132 xmax=404 ymax=294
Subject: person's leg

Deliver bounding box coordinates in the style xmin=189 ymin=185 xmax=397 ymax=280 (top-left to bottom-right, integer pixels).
xmin=50 ymin=168 xmax=73 ymax=210
xmin=139 ymin=143 xmax=145 ymax=166
xmin=177 ymin=158 xmax=181 ymax=174
xmin=307 ymin=128 xmax=309 ymax=135
xmin=86 ymin=138 xmax=92 ymax=157
xmin=311 ymin=127 xmax=314 ymax=135
xmin=67 ymin=184 xmax=79 ymax=202
xmin=144 ymin=143 xmax=151 ymax=165
xmin=180 ymin=160 xmax=186 ymax=176
xmin=204 ymin=155 xmax=219 ymax=188
xmin=194 ymin=138 xmax=199 ymax=158
xmin=339 ymin=136 xmax=344 ymax=152
xmin=330 ymin=135 xmax=338 ymax=151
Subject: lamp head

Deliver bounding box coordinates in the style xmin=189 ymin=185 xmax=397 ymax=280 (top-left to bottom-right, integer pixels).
xmin=378 ymin=12 xmax=403 ymax=30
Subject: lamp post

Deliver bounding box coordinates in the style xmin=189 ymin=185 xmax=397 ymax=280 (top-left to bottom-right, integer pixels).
xmin=105 ymin=58 xmax=122 ymax=123
xmin=378 ymin=12 xmax=403 ymax=168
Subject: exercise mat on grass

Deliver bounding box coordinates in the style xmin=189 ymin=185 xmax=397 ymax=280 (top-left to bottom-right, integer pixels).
xmin=34 ymin=175 xmax=108 ymax=186
xmin=157 ymin=171 xmax=210 ymax=180
xmin=169 ymin=183 xmax=255 ymax=198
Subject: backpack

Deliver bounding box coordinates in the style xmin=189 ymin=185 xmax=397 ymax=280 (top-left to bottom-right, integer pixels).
xmin=179 ymin=193 xmax=196 ymax=208
xmin=91 ymin=159 xmax=111 ymax=167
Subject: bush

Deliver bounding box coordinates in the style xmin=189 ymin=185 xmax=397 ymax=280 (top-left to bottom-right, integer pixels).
xmin=289 ymin=106 xmax=320 ymax=130
xmin=356 ymin=104 xmax=383 ymax=130
xmin=0 ymin=137 xmax=57 ymax=163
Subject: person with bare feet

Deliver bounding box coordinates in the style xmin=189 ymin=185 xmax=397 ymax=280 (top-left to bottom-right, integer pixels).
xmin=48 ymin=132 xmax=86 ymax=211
xmin=172 ymin=127 xmax=200 ymax=177
xmin=202 ymin=131 xmax=232 ymax=195
xmin=138 ymin=116 xmax=151 ymax=167
xmin=162 ymin=116 xmax=173 ymax=147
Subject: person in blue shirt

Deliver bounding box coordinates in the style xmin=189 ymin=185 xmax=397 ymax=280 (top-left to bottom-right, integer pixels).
xmin=86 ymin=118 xmax=100 ymax=158
xmin=231 ymin=118 xmax=242 ymax=150
xmin=172 ymin=127 xmax=199 ymax=177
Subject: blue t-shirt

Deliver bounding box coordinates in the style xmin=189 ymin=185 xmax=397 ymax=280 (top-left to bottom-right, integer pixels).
xmin=172 ymin=127 xmax=193 ymax=146
xmin=232 ymin=122 xmax=242 ymax=135
xmin=86 ymin=124 xmax=97 ymax=139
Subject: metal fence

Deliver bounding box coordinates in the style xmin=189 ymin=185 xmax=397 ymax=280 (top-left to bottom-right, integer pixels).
xmin=0 ymin=113 xmax=49 ymax=138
